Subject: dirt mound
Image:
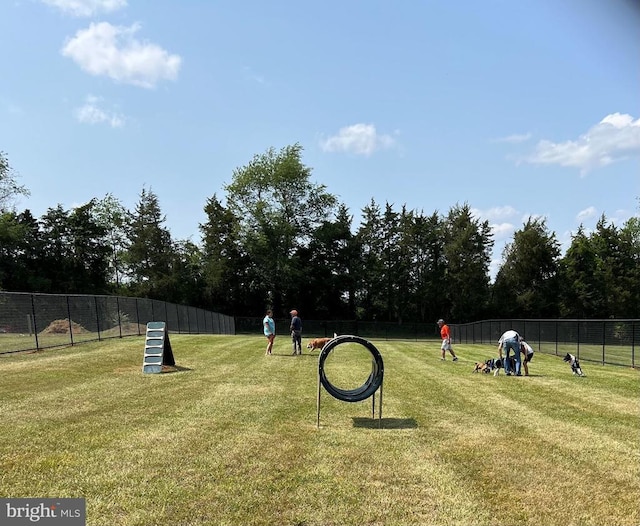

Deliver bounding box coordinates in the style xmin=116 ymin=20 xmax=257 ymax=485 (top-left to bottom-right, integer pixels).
xmin=41 ymin=319 xmax=89 ymax=334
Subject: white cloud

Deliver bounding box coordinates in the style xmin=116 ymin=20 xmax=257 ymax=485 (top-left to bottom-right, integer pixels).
xmin=75 ymin=95 xmax=125 ymax=127
xmin=41 ymin=0 xmax=127 ymax=17
xmin=320 ymin=123 xmax=396 ymax=156
xmin=493 ymin=133 xmax=532 ymax=143
xmin=521 ymin=213 xmax=548 ymax=225
xmin=524 ymin=113 xmax=640 ymax=174
xmin=491 ymin=222 xmax=516 ymax=240
xmin=472 ymin=205 xmax=518 ymax=222
xmin=611 ymin=208 xmax=638 ymax=226
xmin=61 ymin=22 xmax=181 ymax=88
xmin=470 ymin=207 xmax=518 ymax=241
xmin=576 ymin=206 xmax=597 ymax=223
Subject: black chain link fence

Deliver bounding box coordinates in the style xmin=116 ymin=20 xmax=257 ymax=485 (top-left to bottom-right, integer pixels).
xmin=2 ymin=294 xmax=636 ymax=368
xmin=451 ymin=319 xmax=637 ymax=368
xmin=0 ymin=291 xmax=235 ymax=354
xmin=236 ymin=316 xmax=638 ymax=368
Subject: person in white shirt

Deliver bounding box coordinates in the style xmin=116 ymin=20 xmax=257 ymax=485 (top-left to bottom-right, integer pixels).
xmin=498 ymin=329 xmax=521 ymax=376
xmin=519 ymin=340 xmax=534 ymax=376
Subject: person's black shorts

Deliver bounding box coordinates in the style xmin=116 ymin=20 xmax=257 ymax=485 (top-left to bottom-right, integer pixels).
xmin=524 ymin=352 xmax=534 ymax=363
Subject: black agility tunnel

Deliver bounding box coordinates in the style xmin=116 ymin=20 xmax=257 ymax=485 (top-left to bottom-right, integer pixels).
xmin=318 ymin=335 xmax=384 ymax=402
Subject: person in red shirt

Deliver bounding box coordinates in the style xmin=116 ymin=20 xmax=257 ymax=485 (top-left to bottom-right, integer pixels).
xmin=437 ymin=319 xmax=458 ymax=361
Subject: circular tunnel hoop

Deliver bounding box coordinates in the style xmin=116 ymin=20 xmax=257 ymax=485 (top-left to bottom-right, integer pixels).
xmin=318 ymin=335 xmax=384 ymax=403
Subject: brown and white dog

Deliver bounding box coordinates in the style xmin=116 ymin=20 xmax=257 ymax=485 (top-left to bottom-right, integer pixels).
xmin=306 ymin=334 xmax=337 ymax=351
xmin=306 ymin=338 xmax=332 ymax=351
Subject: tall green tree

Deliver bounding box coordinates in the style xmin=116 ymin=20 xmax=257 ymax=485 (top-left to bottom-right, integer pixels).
xmin=558 ymin=226 xmax=601 ymax=318
xmin=164 ymin=239 xmax=206 ymax=307
xmin=37 ymin=202 xmax=110 ymax=293
xmin=442 ymin=203 xmax=493 ymax=322
xmin=38 ymin=205 xmax=73 ymax=292
xmin=9 ymin=210 xmax=45 ymax=291
xmin=492 ymin=217 xmax=560 ymax=318
xmin=200 ymin=194 xmax=251 ymax=314
xmin=0 ymin=211 xmax=29 ymax=290
xmin=67 ymin=201 xmax=111 ymax=293
xmin=619 ymin=215 xmax=640 ymax=318
xmin=123 ymin=187 xmax=174 ymax=299
xmin=223 ymin=144 xmax=337 ymax=315
xmin=299 ymin=204 xmax=360 ymax=319
xmin=380 ymin=203 xmax=402 ymax=322
xmin=405 ymin=210 xmax=446 ymax=323
xmin=355 ymin=199 xmax=386 ymax=320
xmin=590 ymin=216 xmax=623 ymax=317
xmin=92 ymin=194 xmax=130 ymax=290
xmin=394 ymin=206 xmax=415 ymax=323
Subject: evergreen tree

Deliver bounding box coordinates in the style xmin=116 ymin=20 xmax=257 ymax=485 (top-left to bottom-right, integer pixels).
xmin=356 ymin=199 xmax=386 ymax=320
xmin=558 ymin=226 xmax=601 ymax=318
xmin=442 ymin=203 xmax=493 ymax=322
xmin=619 ymin=215 xmax=640 ymax=318
xmin=492 ymin=217 xmax=560 ymax=318
xmin=123 ymin=187 xmax=174 ymax=299
xmin=0 ymin=211 xmax=29 ymax=290
xmin=405 ymin=210 xmax=446 ymax=323
xmin=300 ymin=204 xmax=360 ymax=319
xmin=165 ymin=239 xmax=206 ymax=307
xmin=200 ymin=194 xmax=250 ymax=314
xmin=67 ymin=200 xmax=111 ymax=293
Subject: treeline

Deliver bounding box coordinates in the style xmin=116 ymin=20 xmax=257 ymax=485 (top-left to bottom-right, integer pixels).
xmin=1 ymin=146 xmax=638 ymax=322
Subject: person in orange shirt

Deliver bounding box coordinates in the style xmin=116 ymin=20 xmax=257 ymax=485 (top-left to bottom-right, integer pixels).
xmin=437 ymin=319 xmax=458 ymax=361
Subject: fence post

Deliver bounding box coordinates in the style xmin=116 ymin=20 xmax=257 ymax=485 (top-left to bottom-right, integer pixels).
xmin=117 ymin=296 xmax=123 ymax=338
xmin=31 ymin=294 xmax=40 ymax=351
xmin=95 ymin=296 xmax=101 ymax=341
xmin=632 ymin=320 xmax=636 ymax=369
xmin=66 ymin=296 xmax=74 ymax=347
xmin=602 ymin=321 xmax=606 ymax=366
xmin=538 ymin=320 xmax=541 ymax=351
xmin=135 ymin=298 xmax=141 ymax=336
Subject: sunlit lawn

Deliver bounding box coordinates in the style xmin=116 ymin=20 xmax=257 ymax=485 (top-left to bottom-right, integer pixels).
xmin=1 ymin=335 xmax=638 ymax=526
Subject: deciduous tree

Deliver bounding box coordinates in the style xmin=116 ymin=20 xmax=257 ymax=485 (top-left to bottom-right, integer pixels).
xmin=223 ymin=144 xmax=337 ymax=315
xmin=0 ymin=152 xmax=29 ymax=212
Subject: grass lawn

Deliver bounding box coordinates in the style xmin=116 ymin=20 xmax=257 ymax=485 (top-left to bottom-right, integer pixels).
xmin=1 ymin=335 xmax=638 ymax=526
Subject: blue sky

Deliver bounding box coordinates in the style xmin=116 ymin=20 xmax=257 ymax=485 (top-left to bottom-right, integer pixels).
xmin=1 ymin=0 xmax=639 ymax=278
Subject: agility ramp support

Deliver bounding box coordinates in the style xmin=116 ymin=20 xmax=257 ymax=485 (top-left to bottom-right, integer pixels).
xmin=317 ymin=335 xmax=384 ymax=428
xmin=142 ymin=321 xmax=175 ymax=374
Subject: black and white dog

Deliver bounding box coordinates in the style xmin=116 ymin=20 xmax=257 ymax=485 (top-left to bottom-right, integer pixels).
xmin=473 ymin=357 xmax=516 ymax=376
xmin=563 ymin=353 xmax=585 ymax=377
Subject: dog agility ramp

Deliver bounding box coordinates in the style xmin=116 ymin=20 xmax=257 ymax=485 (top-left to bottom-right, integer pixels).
xmin=142 ymin=321 xmax=175 ymax=373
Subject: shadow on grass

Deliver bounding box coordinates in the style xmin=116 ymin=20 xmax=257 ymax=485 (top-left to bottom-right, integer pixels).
xmin=272 ymin=353 xmax=319 ymax=358
xmin=161 ymin=365 xmax=193 ymax=373
xmin=352 ymin=417 xmax=418 ymax=429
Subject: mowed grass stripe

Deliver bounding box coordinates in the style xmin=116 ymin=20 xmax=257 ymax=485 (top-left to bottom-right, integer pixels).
xmin=1 ymin=335 xmax=638 ymax=526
